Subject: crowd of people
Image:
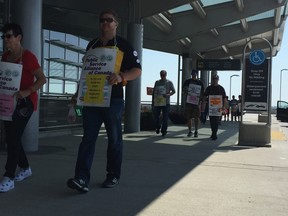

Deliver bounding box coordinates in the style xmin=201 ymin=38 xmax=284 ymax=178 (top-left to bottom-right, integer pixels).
xmin=151 ymin=69 xmax=241 ymax=141
xmin=0 ymin=8 xmax=241 ymax=194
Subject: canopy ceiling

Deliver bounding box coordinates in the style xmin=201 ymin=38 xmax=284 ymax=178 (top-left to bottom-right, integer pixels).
xmin=1 ymin=0 xmax=288 ymax=60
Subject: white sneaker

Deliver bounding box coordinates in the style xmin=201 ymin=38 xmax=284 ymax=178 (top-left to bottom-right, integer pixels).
xmin=0 ymin=177 xmax=14 ymax=192
xmin=14 ymin=167 xmax=32 ymax=182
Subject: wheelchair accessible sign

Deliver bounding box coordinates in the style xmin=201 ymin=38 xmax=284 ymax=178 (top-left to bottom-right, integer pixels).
xmin=249 ymin=50 xmax=265 ymax=65
xmin=244 ymin=50 xmax=268 ymax=111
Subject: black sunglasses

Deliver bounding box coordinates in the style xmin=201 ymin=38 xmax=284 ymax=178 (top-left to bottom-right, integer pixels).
xmin=99 ymin=18 xmax=115 ymax=23
xmin=1 ymin=34 xmax=14 ymax=39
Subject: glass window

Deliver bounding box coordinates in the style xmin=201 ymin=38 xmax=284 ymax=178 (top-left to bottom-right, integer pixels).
xmin=49 ymin=61 xmax=64 ymax=77
xmin=43 ymin=59 xmax=49 ymax=76
xmin=169 ymin=4 xmax=192 ymax=14
xmin=65 ymin=65 xmax=78 ymax=79
xmin=43 ymin=42 xmax=49 ymax=59
xmin=42 ymin=82 xmax=48 ymax=93
xmin=43 ymin=29 xmax=50 ymax=40
xmin=66 ymin=49 xmax=78 ymax=62
xmin=79 ymin=38 xmax=89 ymax=49
xmin=65 ymin=81 xmax=78 ymax=94
xmin=50 ymin=44 xmax=64 ymax=59
xmin=50 ymin=31 xmax=65 ymax=41
xmin=246 ymin=10 xmax=274 ymax=22
xmin=66 ymin=34 xmax=79 ymax=46
xmin=201 ymin=0 xmax=232 ymax=7
xmin=49 ymin=79 xmax=63 ymax=93
xmin=79 ymin=53 xmax=85 ymax=63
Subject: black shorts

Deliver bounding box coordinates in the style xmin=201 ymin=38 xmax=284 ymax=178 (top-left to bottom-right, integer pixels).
xmin=185 ymin=104 xmax=200 ymax=118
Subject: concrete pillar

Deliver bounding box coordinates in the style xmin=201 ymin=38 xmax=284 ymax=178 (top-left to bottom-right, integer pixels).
xmin=124 ymin=23 xmax=143 ymax=133
xmin=0 ymin=0 xmax=10 ymax=151
xmin=211 ymin=70 xmax=217 ymax=82
xmin=181 ymin=55 xmax=193 ymax=108
xmin=10 ymin=0 xmax=42 ymax=151
xmin=201 ymin=70 xmax=209 ymax=89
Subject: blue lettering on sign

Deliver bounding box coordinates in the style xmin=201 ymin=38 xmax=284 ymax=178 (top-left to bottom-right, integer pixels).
xmin=249 ymin=50 xmax=265 ymax=65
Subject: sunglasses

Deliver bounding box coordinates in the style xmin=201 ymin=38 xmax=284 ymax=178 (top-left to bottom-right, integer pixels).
xmin=1 ymin=34 xmax=14 ymax=39
xmin=99 ymin=17 xmax=115 ymax=23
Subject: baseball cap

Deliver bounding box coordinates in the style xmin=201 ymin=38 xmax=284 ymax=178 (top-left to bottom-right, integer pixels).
xmin=212 ymin=74 xmax=219 ymax=80
xmin=160 ymin=70 xmax=167 ymax=75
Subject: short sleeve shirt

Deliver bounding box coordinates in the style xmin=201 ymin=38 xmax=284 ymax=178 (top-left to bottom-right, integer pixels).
xmin=153 ymin=79 xmax=175 ymax=105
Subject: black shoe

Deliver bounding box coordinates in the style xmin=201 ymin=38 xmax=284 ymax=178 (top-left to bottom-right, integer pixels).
xmin=161 ymin=132 xmax=167 ymax=136
xmin=211 ymin=135 xmax=218 ymax=140
xmin=67 ymin=178 xmax=89 ymax=193
xmin=102 ymin=177 xmax=119 ymax=188
xmin=156 ymin=128 xmax=160 ymax=134
xmin=187 ymin=131 xmax=192 ymax=137
xmin=194 ymin=131 xmax=198 ymax=137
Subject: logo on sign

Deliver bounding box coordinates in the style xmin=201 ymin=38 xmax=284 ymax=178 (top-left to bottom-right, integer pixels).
xmin=249 ymin=50 xmax=265 ymax=65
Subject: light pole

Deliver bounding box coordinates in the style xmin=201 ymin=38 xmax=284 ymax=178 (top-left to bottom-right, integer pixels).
xmin=229 ymin=74 xmax=239 ymax=99
xmin=280 ymin=69 xmax=288 ymax=101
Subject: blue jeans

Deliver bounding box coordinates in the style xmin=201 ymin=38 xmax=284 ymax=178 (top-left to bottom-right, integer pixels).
xmin=74 ymin=99 xmax=124 ymax=183
xmin=153 ymin=105 xmax=170 ymax=134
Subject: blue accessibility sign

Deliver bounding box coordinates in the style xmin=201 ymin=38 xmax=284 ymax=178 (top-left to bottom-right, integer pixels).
xmin=249 ymin=50 xmax=266 ymax=65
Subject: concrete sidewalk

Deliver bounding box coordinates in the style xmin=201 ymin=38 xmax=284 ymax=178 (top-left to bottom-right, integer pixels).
xmin=0 ymin=114 xmax=288 ymax=216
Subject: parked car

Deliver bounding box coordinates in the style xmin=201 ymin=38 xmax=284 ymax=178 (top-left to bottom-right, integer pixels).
xmin=276 ymin=100 xmax=288 ymax=122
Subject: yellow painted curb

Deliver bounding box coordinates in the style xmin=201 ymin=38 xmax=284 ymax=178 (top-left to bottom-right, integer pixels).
xmin=271 ymin=131 xmax=287 ymax=141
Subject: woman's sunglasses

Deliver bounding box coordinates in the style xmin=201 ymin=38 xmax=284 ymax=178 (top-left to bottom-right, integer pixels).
xmin=99 ymin=18 xmax=115 ymax=23
xmin=1 ymin=34 xmax=14 ymax=39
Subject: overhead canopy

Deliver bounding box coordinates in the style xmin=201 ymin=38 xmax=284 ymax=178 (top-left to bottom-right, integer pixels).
xmin=0 ymin=0 xmax=288 ymax=59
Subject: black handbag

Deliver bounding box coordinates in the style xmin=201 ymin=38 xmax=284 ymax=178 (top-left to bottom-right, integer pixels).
xmin=13 ymin=97 xmax=34 ymax=119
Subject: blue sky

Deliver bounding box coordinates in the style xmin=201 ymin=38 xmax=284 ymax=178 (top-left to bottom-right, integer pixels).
xmin=141 ymin=23 xmax=288 ymax=107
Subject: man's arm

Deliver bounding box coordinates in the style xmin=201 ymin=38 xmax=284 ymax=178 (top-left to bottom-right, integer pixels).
xmin=169 ymin=81 xmax=176 ymax=96
xmin=107 ymin=68 xmax=141 ymax=85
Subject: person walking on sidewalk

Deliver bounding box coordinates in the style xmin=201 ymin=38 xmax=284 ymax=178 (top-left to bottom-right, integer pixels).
xmin=183 ymin=69 xmax=204 ymax=137
xmin=223 ymin=96 xmax=230 ymax=121
xmin=230 ymin=95 xmax=238 ymax=121
xmin=237 ymin=95 xmax=242 ymax=122
xmin=0 ymin=23 xmax=46 ymax=192
xmin=203 ymin=75 xmax=226 ymax=140
xmin=66 ymin=9 xmax=141 ymax=193
xmin=152 ymin=70 xmax=175 ymax=136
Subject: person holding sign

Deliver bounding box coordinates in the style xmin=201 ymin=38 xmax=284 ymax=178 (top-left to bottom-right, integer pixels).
xmin=203 ymin=75 xmax=226 ymax=140
xmin=183 ymin=69 xmax=204 ymax=137
xmin=152 ymin=70 xmax=175 ymax=136
xmin=0 ymin=23 xmax=46 ymax=192
xmin=67 ymin=9 xmax=141 ymax=192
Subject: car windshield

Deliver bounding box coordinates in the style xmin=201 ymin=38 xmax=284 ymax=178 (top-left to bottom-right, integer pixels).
xmin=278 ymin=101 xmax=288 ymax=109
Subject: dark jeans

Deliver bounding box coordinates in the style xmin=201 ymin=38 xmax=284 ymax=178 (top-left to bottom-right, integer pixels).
xmin=209 ymin=116 xmax=219 ymax=137
xmin=4 ymin=98 xmax=33 ymax=179
xmin=153 ymin=104 xmax=170 ymax=134
xmin=74 ymin=99 xmax=124 ymax=183
xmin=200 ymin=111 xmax=208 ymax=124
xmin=201 ymin=104 xmax=208 ymax=124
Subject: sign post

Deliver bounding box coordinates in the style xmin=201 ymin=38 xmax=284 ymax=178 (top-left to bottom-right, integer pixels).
xmin=238 ymin=38 xmax=272 ymax=146
xmin=244 ymin=50 xmax=269 ymax=111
